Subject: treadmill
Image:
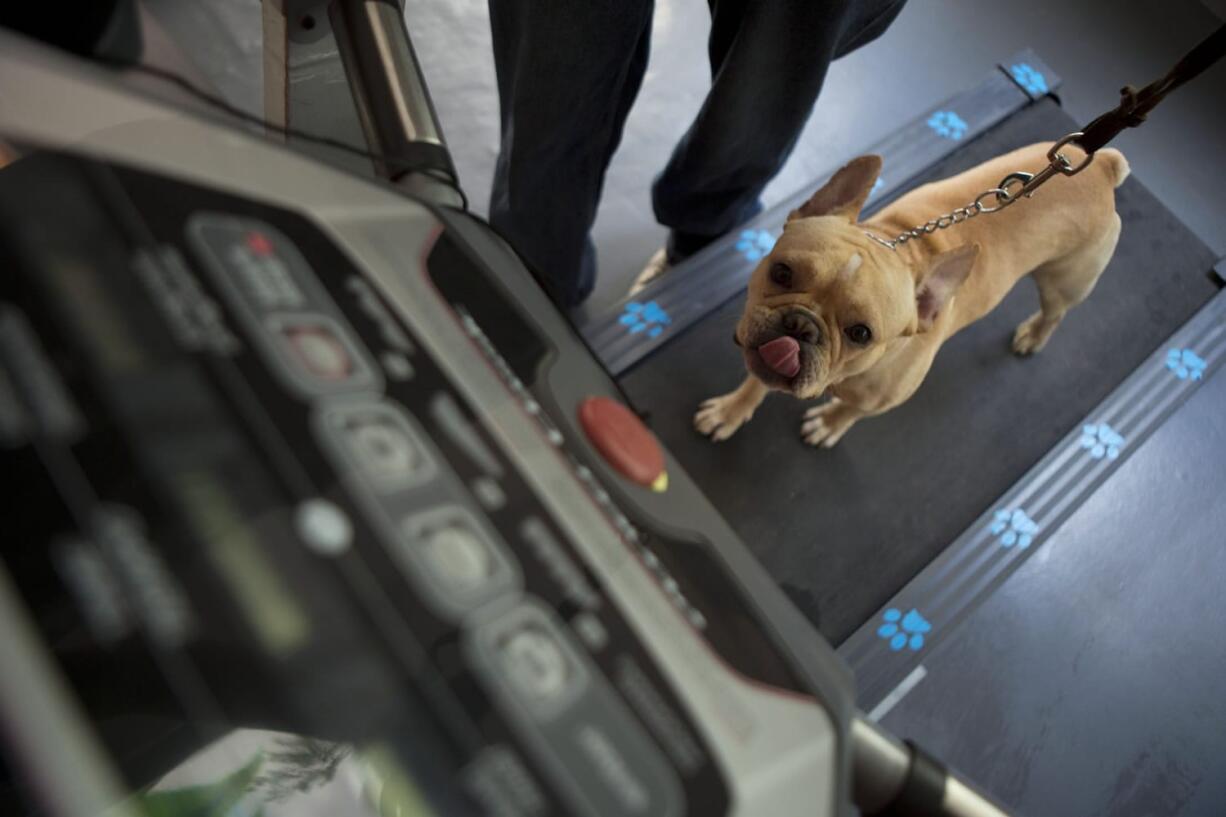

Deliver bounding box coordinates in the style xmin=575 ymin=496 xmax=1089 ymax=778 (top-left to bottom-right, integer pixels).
xmin=0 ymin=6 xmax=1010 ymax=817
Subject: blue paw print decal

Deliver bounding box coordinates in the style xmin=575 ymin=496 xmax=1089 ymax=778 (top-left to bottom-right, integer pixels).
xmin=877 ymin=608 xmax=931 ymax=652
xmin=619 ymin=300 xmax=671 ymax=339
xmin=735 ymin=229 xmax=776 ymax=262
xmin=926 ymin=110 xmax=968 ymax=141
xmin=1079 ymin=422 xmax=1124 ymax=460
xmin=1165 ymin=348 xmax=1207 ymax=381
xmin=1010 ymin=62 xmax=1048 ymax=95
xmin=990 ymin=508 xmax=1039 ymax=549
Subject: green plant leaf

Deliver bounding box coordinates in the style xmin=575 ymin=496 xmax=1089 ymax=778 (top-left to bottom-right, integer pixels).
xmin=134 ymin=754 xmax=264 ymax=817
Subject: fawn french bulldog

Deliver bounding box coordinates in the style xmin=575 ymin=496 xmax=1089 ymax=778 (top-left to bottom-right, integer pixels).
xmin=695 ymin=144 xmax=1128 ymax=446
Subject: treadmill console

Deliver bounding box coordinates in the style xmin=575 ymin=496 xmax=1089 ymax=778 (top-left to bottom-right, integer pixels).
xmin=0 ymin=46 xmax=855 ymax=817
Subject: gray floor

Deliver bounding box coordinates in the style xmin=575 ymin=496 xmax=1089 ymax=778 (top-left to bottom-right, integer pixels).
xmin=146 ymin=0 xmax=1226 ymax=317
xmin=880 ymin=357 xmax=1226 ymax=817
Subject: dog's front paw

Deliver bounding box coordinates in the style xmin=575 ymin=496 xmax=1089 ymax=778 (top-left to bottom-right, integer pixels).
xmin=801 ymin=400 xmax=859 ymax=448
xmin=694 ymin=393 xmax=754 ymax=441
xmin=1012 ymin=311 xmax=1052 ymax=356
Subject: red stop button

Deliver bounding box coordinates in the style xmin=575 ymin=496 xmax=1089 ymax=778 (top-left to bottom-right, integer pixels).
xmin=578 ymin=397 xmax=668 ymax=492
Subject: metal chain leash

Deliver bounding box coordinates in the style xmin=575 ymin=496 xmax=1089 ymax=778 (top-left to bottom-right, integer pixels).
xmin=863 ymin=133 xmax=1094 ymax=251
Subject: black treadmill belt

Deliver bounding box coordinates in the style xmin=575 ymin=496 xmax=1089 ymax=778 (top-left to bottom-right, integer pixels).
xmin=618 ymin=98 xmax=1220 ymax=643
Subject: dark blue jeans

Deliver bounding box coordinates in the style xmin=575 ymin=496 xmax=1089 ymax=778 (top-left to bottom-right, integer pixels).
xmin=488 ymin=0 xmax=907 ymax=307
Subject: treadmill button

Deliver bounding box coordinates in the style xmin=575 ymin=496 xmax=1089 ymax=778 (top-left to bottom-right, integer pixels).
xmin=265 ymin=314 xmax=378 ymax=394
xmin=283 ymin=324 xmax=353 ymax=381
xmin=349 ymin=419 xmax=421 ymax=482
xmin=466 ymin=602 xmax=683 ymax=817
xmin=342 ymin=410 xmax=432 ymax=489
xmin=243 ymin=230 xmax=275 ymax=256
xmin=497 ymin=625 xmax=574 ymax=706
xmin=398 ymin=506 xmax=521 ymax=618
xmin=420 ymin=519 xmax=495 ymax=592
xmin=318 ymin=402 xmax=436 ymax=493
xmin=578 ymin=397 xmax=667 ymax=492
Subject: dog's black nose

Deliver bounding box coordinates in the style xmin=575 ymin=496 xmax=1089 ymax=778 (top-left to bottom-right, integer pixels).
xmin=782 ymin=310 xmax=821 ymax=345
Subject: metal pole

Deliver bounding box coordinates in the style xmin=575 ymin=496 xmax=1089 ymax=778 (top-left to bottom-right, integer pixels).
xmin=329 ymin=0 xmax=464 ymax=207
xmin=851 ymin=716 xmax=1013 ymax=817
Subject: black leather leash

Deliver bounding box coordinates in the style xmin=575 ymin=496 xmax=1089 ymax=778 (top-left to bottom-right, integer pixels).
xmin=1075 ymin=23 xmax=1226 ymax=154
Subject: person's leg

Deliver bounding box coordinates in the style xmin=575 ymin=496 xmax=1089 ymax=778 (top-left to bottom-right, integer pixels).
xmin=652 ymin=0 xmax=907 ymax=262
xmin=488 ymin=1 xmax=654 ymax=307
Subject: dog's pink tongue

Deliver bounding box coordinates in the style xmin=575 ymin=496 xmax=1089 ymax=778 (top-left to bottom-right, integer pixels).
xmin=758 ymin=336 xmax=800 ymax=378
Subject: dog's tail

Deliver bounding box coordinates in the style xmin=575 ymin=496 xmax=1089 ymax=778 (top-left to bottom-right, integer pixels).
xmin=1098 ymin=148 xmax=1130 ymax=188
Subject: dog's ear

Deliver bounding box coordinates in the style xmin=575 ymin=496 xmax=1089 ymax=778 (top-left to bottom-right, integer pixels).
xmin=787 ymin=155 xmax=882 ymax=223
xmin=913 ymin=243 xmax=979 ymax=332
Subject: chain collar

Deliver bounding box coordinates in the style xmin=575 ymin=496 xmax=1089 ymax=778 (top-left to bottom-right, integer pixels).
xmin=863 ymin=133 xmax=1093 ymax=251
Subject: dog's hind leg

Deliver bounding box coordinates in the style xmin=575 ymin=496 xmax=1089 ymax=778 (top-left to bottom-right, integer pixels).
xmin=1012 ymin=211 xmax=1121 ymax=356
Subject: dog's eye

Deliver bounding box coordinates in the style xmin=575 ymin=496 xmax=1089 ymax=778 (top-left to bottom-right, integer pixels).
xmin=769 ymin=262 xmax=793 ymax=288
xmin=845 ymin=324 xmax=873 ymax=345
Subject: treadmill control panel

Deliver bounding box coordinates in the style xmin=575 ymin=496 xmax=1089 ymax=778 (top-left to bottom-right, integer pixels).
xmin=0 ymin=146 xmax=846 ymax=817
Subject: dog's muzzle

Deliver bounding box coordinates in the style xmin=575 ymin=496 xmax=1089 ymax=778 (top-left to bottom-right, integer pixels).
xmin=751 ymin=307 xmax=823 ymax=381
xmin=779 ymin=308 xmax=822 ymax=346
